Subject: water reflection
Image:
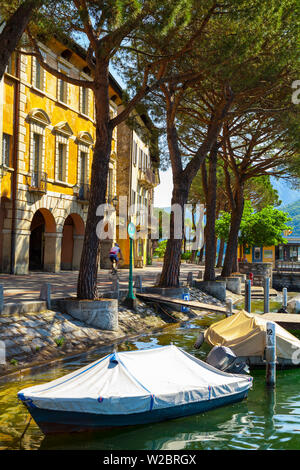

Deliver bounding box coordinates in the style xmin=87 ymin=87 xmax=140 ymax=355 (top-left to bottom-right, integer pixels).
xmin=1 ymin=316 xmax=300 ymax=450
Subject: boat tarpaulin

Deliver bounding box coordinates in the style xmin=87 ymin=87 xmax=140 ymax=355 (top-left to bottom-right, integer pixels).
xmin=18 ymin=345 xmax=252 ymax=415
xmin=205 ymin=310 xmax=300 ymax=359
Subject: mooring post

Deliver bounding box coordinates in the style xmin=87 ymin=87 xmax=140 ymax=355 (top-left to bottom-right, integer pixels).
xmin=244 ymin=279 xmax=251 ymax=313
xmin=266 ymin=321 xmax=276 ymax=387
xmin=187 ymin=272 xmax=193 ymax=286
xmin=40 ymin=283 xmax=51 ymax=310
xmin=134 ymin=275 xmax=143 ymax=293
xmin=0 ymin=285 xmax=3 ymax=314
xmin=264 ymin=277 xmax=270 ymax=313
xmin=283 ymin=287 xmax=288 ymax=310
xmin=226 ymin=298 xmax=233 ymax=317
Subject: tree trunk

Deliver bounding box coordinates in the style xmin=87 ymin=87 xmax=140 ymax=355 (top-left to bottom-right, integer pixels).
xmin=158 ymin=180 xmax=188 ymax=287
xmin=0 ymin=0 xmax=41 ymax=80
xmin=77 ymin=67 xmax=112 ymax=299
xmin=216 ymin=238 xmax=225 ymax=267
xmin=204 ymin=143 xmax=218 ymax=281
xmin=221 ymin=186 xmax=244 ymax=277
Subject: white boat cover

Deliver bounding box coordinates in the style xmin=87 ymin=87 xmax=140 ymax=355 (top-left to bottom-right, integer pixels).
xmin=18 ymin=346 xmax=252 ymax=415
xmin=205 ymin=310 xmax=300 ymax=360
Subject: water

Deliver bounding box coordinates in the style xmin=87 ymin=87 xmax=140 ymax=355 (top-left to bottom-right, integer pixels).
xmin=1 ymin=308 xmax=300 ymax=450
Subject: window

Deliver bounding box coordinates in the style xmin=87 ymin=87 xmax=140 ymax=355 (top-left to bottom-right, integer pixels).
xmin=33 ymin=59 xmax=45 ymax=90
xmin=6 ymin=53 xmax=16 ymax=76
xmin=2 ymin=134 xmax=11 ymax=167
xmin=59 ymin=78 xmax=68 ymax=103
xmin=80 ymin=87 xmax=89 ymax=115
xmin=131 ymin=190 xmax=136 ymax=206
xmin=58 ymin=65 xmax=69 ymax=104
xmin=133 ymin=141 xmax=137 ymax=166
xmin=31 ymin=133 xmax=43 ymax=187
xmin=139 ymin=149 xmax=143 ymax=169
xmin=79 ymin=151 xmax=88 ymax=184
xmin=57 ymin=142 xmax=67 ymax=181
xmin=107 ymin=169 xmax=113 ymax=201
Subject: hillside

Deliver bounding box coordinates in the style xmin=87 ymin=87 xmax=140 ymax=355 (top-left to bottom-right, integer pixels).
xmin=281 ymin=200 xmax=300 ymax=236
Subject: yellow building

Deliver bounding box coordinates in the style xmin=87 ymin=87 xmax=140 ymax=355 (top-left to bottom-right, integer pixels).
xmin=0 ymin=38 xmax=122 ymax=274
xmin=238 ymin=245 xmax=276 ymax=265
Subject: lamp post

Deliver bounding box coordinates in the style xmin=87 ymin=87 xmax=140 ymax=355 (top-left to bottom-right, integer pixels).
xmin=124 ymin=222 xmax=136 ymax=309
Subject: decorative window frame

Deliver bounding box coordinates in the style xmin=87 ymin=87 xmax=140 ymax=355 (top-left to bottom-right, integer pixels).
xmin=77 ymin=131 xmax=93 ymax=185
xmin=53 ymin=122 xmax=73 ymax=183
xmin=28 ymin=109 xmax=50 ymax=177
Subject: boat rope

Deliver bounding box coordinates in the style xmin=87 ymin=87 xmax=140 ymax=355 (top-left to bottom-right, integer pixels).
xmin=19 ymin=416 xmax=32 ymax=448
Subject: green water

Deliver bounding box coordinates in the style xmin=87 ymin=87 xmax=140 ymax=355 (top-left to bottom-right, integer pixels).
xmin=1 ymin=310 xmax=300 ymax=450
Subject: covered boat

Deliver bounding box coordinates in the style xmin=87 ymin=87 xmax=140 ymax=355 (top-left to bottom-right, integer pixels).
xmin=202 ymin=310 xmax=300 ymax=368
xmin=18 ymin=345 xmax=252 ymax=434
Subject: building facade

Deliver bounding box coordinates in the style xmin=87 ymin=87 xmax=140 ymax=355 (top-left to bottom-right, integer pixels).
xmin=0 ymin=38 xmax=122 ymax=274
xmin=116 ymin=111 xmax=159 ymax=268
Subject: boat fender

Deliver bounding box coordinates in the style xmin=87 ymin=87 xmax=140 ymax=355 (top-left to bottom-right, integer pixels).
xmin=194 ymin=331 xmax=205 ymax=349
xmin=108 ymin=353 xmax=119 ymax=368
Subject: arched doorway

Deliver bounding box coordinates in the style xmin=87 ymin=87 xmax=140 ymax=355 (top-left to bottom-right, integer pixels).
xmin=61 ymin=213 xmax=85 ymax=270
xmin=29 ymin=209 xmax=56 ymax=271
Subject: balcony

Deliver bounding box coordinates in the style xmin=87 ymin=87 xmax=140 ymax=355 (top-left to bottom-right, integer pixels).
xmin=28 ymin=171 xmax=47 ymax=193
xmin=138 ymin=168 xmax=157 ymax=189
xmin=74 ymin=184 xmax=90 ymax=203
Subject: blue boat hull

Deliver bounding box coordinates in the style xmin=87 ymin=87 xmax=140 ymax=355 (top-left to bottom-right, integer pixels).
xmin=23 ymin=390 xmax=249 ymax=434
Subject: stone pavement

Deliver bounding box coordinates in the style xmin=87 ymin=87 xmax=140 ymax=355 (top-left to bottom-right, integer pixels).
xmin=0 ymin=261 xmax=207 ymax=304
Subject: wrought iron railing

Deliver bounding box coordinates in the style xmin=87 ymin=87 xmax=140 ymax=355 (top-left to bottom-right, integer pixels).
xmin=275 ymin=261 xmax=300 ymax=272
xmin=28 ymin=171 xmax=47 ymax=193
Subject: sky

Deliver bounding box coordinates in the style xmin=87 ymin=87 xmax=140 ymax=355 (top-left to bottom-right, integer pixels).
xmin=154 ymin=168 xmax=173 ymax=208
xmin=153 ymin=169 xmax=300 ymax=209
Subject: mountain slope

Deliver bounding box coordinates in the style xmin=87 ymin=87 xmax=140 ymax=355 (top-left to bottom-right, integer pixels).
xmin=281 ymin=199 xmax=300 ymax=236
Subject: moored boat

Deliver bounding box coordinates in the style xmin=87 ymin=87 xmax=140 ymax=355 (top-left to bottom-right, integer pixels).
xmin=196 ymin=310 xmax=300 ymax=368
xmin=18 ymin=345 xmax=252 ymax=434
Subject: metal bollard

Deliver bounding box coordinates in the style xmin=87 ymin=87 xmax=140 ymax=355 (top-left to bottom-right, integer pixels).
xmin=266 ymin=321 xmax=276 ymax=387
xmin=264 ymin=277 xmax=270 ymax=313
xmin=244 ymin=280 xmax=251 ymax=313
xmin=226 ymin=298 xmax=233 ymax=317
xmin=283 ymin=287 xmax=288 ymax=309
xmin=0 ymin=285 xmax=3 ymax=314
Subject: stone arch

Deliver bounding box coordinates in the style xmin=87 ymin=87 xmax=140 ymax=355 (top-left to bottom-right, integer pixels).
xmin=29 ymin=208 xmax=57 ymax=271
xmin=61 ymin=213 xmax=85 ymax=270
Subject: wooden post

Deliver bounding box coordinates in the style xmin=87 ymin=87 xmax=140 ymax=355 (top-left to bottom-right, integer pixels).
xmin=244 ymin=280 xmax=251 ymax=313
xmin=187 ymin=272 xmax=194 ymax=286
xmin=266 ymin=321 xmax=276 ymax=387
xmin=264 ymin=277 xmax=270 ymax=313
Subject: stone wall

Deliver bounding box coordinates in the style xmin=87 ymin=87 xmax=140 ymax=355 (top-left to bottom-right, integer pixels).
xmin=238 ymin=262 xmax=273 ymax=286
xmin=273 ymin=272 xmax=300 ymax=292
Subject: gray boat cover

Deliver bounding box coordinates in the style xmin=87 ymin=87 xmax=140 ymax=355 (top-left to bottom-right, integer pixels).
xmin=18 ymin=345 xmax=252 ymax=415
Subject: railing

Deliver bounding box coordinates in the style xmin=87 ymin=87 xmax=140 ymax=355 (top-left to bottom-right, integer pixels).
xmin=138 ymin=168 xmax=156 ymax=188
xmin=275 ymin=261 xmax=300 ymax=272
xmin=28 ymin=171 xmax=47 ymax=193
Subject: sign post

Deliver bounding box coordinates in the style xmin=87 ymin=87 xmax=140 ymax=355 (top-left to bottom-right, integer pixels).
xmin=124 ymin=222 xmax=136 ymax=309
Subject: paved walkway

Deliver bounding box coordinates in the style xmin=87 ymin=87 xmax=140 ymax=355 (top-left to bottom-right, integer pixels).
xmin=0 ymin=262 xmax=208 ymax=304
